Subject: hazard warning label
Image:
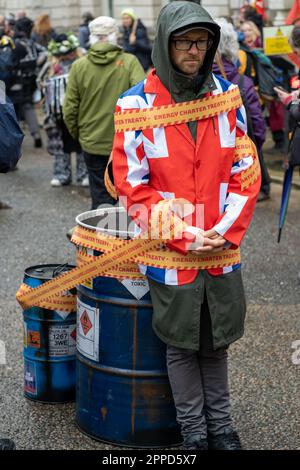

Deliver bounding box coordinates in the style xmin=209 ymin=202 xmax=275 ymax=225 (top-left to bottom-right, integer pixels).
xmin=77 ymin=298 xmax=99 ymax=361
xmin=48 ymin=324 xmax=76 ymax=357
xmin=24 ymin=360 xmax=37 ymax=395
xmin=27 ymin=330 xmax=41 ymax=349
xmin=120 ymin=279 xmax=150 ymax=300
xmin=80 ymin=310 xmax=92 ymax=335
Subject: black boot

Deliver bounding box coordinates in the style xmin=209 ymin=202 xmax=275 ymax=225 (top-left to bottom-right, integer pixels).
xmin=207 ymin=428 xmax=242 ymax=450
xmin=0 ymin=438 xmax=16 ymax=450
xmin=183 ymin=434 xmax=208 ymax=450
xmin=0 ymin=201 xmax=12 ymax=210
xmin=34 ymin=136 xmax=42 ymax=148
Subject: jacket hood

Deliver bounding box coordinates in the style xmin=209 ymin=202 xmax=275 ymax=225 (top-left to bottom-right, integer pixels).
xmin=88 ymin=42 xmax=122 ymax=65
xmin=152 ymin=1 xmax=220 ymax=97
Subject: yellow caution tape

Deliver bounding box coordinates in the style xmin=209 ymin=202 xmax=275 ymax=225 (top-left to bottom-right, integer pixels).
xmin=240 ymin=138 xmax=261 ymax=191
xmin=17 ymin=282 xmax=77 ymax=311
xmin=114 ymin=87 xmax=243 ymax=132
xmin=73 ymin=225 xmax=241 ymax=272
xmin=234 ymin=135 xmax=254 ymax=162
xmin=16 ymin=199 xmax=241 ymax=311
xmin=76 ymin=249 xmax=144 ymax=280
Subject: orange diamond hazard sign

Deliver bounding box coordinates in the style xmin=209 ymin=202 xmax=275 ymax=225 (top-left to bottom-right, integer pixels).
xmin=80 ymin=310 xmax=92 ymax=336
xmin=70 ymin=328 xmax=76 ymax=341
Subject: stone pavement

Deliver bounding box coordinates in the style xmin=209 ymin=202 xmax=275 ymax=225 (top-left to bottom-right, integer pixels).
xmin=0 ymin=132 xmax=299 ymax=450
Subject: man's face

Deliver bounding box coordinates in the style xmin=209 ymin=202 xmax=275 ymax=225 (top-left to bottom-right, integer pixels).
xmin=170 ymin=29 xmax=211 ymax=77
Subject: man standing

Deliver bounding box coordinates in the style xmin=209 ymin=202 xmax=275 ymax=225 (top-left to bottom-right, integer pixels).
xmin=112 ymin=2 xmax=260 ymax=450
xmin=63 ymin=16 xmax=145 ymax=209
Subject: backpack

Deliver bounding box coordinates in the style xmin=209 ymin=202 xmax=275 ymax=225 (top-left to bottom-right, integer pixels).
xmin=240 ymin=45 xmax=283 ymax=101
xmin=237 ymin=74 xmax=257 ymax=144
xmin=17 ymin=38 xmax=38 ymax=76
xmin=0 ymin=45 xmax=14 ymax=86
xmin=0 ymin=99 xmax=24 ymax=173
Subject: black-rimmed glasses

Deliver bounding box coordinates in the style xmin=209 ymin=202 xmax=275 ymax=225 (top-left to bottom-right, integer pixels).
xmin=171 ymin=38 xmax=213 ymax=51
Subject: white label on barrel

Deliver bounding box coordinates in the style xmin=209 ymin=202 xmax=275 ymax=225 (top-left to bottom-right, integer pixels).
xmin=48 ymin=324 xmax=77 ymax=357
xmin=77 ymin=299 xmax=99 ymax=361
xmin=24 ymin=360 xmax=37 ymax=395
xmin=56 ymin=310 xmax=72 ymax=320
xmin=120 ymin=279 xmax=150 ymax=300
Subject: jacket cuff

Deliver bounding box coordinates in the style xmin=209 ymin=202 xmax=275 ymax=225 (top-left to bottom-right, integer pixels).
xmin=166 ymin=226 xmax=200 ymax=255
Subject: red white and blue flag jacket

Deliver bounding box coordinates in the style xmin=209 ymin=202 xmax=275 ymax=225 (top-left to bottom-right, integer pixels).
xmin=112 ymin=70 xmax=261 ymax=285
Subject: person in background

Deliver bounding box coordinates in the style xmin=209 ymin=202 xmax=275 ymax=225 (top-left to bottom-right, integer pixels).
xmin=63 ymin=16 xmax=145 ymax=209
xmin=79 ymin=12 xmax=94 ymax=50
xmin=274 ymin=26 xmax=300 ymax=280
xmin=239 ymin=20 xmax=286 ymax=155
xmin=7 ymin=17 xmax=46 ymax=148
xmin=240 ymin=20 xmax=262 ymax=49
xmin=213 ymin=18 xmax=269 ymax=201
xmin=238 ymin=20 xmax=261 ymax=85
xmin=32 ymin=14 xmax=58 ymax=48
xmin=121 ymin=8 xmax=152 ymax=72
xmin=4 ymin=13 xmax=15 ymax=37
xmin=16 ymin=10 xmax=27 ymax=20
xmin=41 ymin=33 xmax=88 ymax=187
xmin=274 ymin=26 xmax=300 ymax=157
xmin=240 ymin=5 xmax=264 ymax=35
xmin=0 ymin=16 xmax=16 ymax=90
xmin=0 ymin=15 xmax=6 ymax=35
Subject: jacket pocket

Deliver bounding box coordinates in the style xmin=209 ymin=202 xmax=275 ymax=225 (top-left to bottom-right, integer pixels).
xmin=205 ymin=269 xmax=246 ymax=348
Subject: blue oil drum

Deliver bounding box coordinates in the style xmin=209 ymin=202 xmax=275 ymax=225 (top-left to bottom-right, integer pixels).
xmin=75 ymin=209 xmax=181 ymax=448
xmin=23 ymin=264 xmax=77 ymax=403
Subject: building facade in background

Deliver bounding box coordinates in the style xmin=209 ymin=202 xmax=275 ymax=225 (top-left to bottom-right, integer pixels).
xmin=0 ymin=0 xmax=294 ymax=30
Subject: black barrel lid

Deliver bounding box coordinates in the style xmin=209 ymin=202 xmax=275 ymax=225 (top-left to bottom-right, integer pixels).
xmin=25 ymin=264 xmax=75 ymax=280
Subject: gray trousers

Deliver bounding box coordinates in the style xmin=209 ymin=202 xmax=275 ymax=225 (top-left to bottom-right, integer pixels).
xmin=53 ymin=152 xmax=87 ymax=184
xmin=166 ymin=294 xmax=232 ymax=439
xmin=23 ymin=103 xmax=40 ymax=137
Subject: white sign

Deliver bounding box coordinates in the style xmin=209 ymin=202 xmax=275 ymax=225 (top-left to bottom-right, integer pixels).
xmin=263 ymin=26 xmax=293 ymax=56
xmin=77 ymin=298 xmax=100 ymax=361
xmin=49 ymin=324 xmax=76 ymax=357
xmin=120 ymin=279 xmax=150 ymax=300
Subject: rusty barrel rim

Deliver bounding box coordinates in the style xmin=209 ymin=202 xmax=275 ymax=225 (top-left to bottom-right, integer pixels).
xmin=24 ymin=264 xmax=76 ymax=281
xmin=75 ymin=422 xmax=183 ymax=449
xmin=75 ymin=206 xmax=135 ymax=238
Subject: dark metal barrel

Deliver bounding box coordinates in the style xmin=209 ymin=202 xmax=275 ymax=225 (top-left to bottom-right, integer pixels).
xmin=22 ymin=264 xmax=76 ymax=403
xmin=75 ymin=208 xmax=181 ymax=448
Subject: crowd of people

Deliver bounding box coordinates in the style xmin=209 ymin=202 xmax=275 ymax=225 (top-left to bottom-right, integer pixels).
xmin=1 ymin=0 xmax=300 ymax=452
xmin=0 ymin=8 xmax=151 ymax=197
xmin=0 ymin=5 xmax=298 ymax=206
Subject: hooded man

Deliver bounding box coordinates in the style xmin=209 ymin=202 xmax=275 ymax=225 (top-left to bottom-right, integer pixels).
xmin=63 ymin=16 xmax=145 ymax=209
xmin=112 ymin=1 xmax=261 ymax=450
